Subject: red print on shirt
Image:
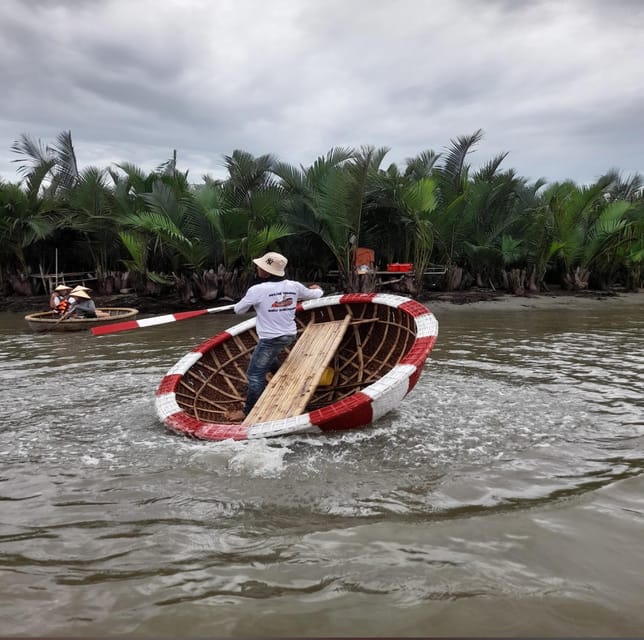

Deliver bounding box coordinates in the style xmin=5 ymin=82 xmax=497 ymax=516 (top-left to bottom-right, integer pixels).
xmin=271 ymin=297 xmax=294 ymax=308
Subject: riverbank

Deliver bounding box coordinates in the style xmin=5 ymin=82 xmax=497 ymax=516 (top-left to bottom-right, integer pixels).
xmin=422 ymin=287 xmax=644 ymax=314
xmin=1 ymin=287 xmax=642 ymax=316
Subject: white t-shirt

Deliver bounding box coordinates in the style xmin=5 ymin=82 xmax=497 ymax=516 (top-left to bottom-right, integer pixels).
xmin=234 ymin=279 xmax=323 ymax=339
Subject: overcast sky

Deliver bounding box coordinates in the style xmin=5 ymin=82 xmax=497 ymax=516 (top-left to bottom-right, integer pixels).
xmin=1 ymin=0 xmax=643 ymax=187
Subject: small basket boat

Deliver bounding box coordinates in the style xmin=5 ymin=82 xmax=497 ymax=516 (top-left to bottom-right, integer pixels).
xmin=25 ymin=308 xmax=139 ymax=332
xmin=156 ymin=293 xmax=438 ymax=441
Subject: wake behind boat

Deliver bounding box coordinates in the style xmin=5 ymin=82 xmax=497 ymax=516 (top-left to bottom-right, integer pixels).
xmin=25 ymin=307 xmax=139 ymax=332
xmin=156 ymin=293 xmax=438 ymax=441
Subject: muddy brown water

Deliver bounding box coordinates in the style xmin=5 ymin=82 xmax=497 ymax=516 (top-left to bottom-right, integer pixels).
xmin=1 ymin=298 xmax=643 ymax=637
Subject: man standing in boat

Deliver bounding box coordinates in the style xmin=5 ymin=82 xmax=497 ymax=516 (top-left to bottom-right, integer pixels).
xmin=225 ymin=251 xmax=323 ymax=422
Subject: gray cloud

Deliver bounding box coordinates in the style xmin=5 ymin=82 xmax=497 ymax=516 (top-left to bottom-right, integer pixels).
xmin=1 ymin=0 xmax=642 ymax=185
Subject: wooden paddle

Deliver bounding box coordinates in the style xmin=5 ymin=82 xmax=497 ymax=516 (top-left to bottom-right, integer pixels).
xmin=90 ymin=304 xmax=236 ymax=336
xmin=44 ymin=308 xmax=74 ymax=332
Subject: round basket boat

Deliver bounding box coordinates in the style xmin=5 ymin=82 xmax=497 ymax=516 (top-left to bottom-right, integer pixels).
xmin=156 ymin=293 xmax=438 ymax=441
xmin=25 ymin=308 xmax=139 ymax=332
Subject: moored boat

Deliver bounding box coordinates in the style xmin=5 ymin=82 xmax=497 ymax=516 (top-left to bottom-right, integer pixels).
xmin=25 ymin=308 xmax=139 ymax=332
xmin=156 ymin=293 xmax=438 ymax=441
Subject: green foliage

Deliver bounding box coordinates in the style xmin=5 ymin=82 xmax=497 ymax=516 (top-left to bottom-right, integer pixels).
xmin=2 ymin=129 xmax=642 ymax=296
xmin=0 ymin=179 xmax=58 ymax=273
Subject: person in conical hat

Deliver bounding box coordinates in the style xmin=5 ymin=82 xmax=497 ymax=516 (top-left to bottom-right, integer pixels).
xmin=50 ymin=284 xmax=72 ymax=312
xmin=68 ymin=287 xmax=109 ymax=319
xmin=68 ymin=286 xmax=92 ymax=306
xmin=224 ymin=251 xmax=324 ymax=422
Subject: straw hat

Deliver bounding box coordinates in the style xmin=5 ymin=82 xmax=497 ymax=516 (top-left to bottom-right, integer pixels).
xmin=54 ymin=284 xmax=72 ymax=292
xmin=71 ymin=289 xmax=91 ymax=299
xmin=252 ymin=251 xmax=287 ymax=277
xmin=71 ymin=285 xmax=92 ymax=292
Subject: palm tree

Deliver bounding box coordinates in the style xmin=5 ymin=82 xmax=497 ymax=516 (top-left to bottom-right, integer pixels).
xmin=366 ymin=163 xmax=439 ymax=293
xmin=220 ymin=150 xmax=293 ymax=281
xmin=460 ymin=163 xmax=530 ymax=290
xmin=527 ymin=175 xmax=639 ymax=290
xmin=581 ymin=199 xmax=635 ymax=288
xmin=399 ymin=176 xmax=438 ymax=292
xmin=3 ymin=127 xmax=643 ymax=299
xmin=275 ymin=147 xmax=356 ymax=286
xmin=61 ymin=166 xmax=123 ymax=290
xmin=404 ymin=149 xmax=441 ymax=180
xmin=0 ymin=179 xmax=58 ymax=294
xmin=622 ymin=201 xmax=644 ymax=290
xmin=363 ymin=162 xmax=415 ymax=267
xmin=423 ymin=130 xmax=485 ymax=290
xmin=115 ymin=164 xmax=199 ymax=294
xmin=11 ymin=130 xmax=79 ymax=197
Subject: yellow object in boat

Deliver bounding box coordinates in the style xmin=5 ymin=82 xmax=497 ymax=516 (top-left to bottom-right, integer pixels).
xmin=318 ymin=367 xmax=334 ymax=386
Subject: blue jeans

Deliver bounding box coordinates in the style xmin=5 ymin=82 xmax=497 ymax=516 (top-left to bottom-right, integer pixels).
xmin=245 ymin=334 xmax=295 ymax=414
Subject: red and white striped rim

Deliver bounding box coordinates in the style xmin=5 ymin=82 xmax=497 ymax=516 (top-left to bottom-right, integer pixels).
xmin=155 ymin=293 xmax=438 ymax=441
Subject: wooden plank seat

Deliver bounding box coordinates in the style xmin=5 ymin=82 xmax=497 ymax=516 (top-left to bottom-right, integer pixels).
xmin=242 ymin=315 xmax=351 ymax=425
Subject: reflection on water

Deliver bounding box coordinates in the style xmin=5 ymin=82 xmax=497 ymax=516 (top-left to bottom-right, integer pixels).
xmin=0 ymin=300 xmax=643 ymax=637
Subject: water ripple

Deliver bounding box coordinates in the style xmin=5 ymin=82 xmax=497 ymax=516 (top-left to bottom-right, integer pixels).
xmin=1 ymin=304 xmax=643 ymax=636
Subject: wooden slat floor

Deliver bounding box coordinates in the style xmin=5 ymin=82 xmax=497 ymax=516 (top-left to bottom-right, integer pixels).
xmin=243 ymin=315 xmax=351 ymax=425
